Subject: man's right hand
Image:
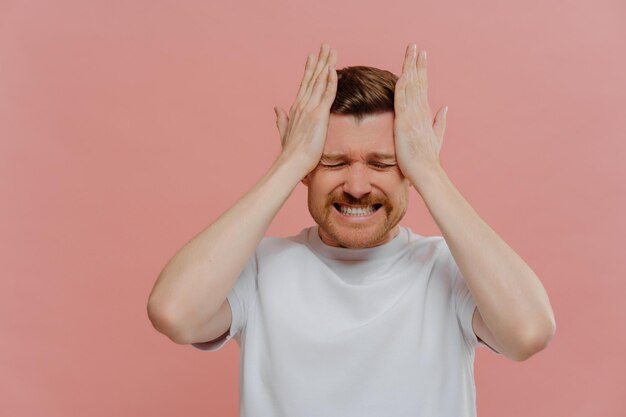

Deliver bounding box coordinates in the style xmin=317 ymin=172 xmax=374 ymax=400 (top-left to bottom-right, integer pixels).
xmin=274 ymin=43 xmax=338 ymax=178
xmin=148 ymin=45 xmax=338 ymax=347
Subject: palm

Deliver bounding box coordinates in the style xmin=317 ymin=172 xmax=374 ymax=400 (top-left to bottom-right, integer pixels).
xmin=393 ymin=45 xmax=447 ymax=183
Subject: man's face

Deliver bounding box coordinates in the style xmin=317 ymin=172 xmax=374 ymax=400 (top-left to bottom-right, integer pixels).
xmin=303 ymin=112 xmax=410 ymax=248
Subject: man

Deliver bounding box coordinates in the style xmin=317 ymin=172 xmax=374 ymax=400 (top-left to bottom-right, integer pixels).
xmin=147 ymin=43 xmax=556 ymax=416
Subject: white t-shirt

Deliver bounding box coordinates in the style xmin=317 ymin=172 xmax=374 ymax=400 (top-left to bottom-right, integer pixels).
xmin=192 ymin=225 xmax=494 ymax=417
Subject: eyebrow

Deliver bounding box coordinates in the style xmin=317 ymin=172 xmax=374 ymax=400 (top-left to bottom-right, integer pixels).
xmin=321 ymin=152 xmax=397 ymax=162
xmin=369 ymin=152 xmax=397 ymax=161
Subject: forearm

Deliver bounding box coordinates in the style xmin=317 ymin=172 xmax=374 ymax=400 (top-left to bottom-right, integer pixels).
xmin=148 ymin=153 xmax=305 ymax=338
xmin=412 ymin=166 xmax=556 ymax=354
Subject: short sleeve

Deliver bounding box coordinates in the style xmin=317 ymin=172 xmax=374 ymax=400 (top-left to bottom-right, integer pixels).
xmin=450 ymin=256 xmax=497 ymax=352
xmin=191 ymin=252 xmax=258 ymax=352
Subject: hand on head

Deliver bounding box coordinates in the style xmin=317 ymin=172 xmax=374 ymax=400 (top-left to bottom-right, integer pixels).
xmin=393 ymin=43 xmax=447 ymax=184
xmin=274 ymin=43 xmax=338 ymax=177
xmin=273 ymin=43 xmax=447 ymax=186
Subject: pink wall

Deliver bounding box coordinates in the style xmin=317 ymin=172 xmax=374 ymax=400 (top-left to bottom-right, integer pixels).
xmin=1 ymin=0 xmax=624 ymax=415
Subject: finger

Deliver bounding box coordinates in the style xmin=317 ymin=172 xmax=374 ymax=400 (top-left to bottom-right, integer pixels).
xmin=310 ymin=49 xmax=337 ymax=104
xmin=399 ymin=44 xmax=417 ymax=108
xmin=401 ymin=43 xmax=416 ymax=78
xmin=310 ymin=43 xmax=331 ymax=86
xmin=406 ymin=50 xmax=430 ymax=114
xmin=416 ymin=49 xmax=428 ymax=95
xmin=394 ymin=74 xmax=407 ymax=111
xmin=433 ymin=105 xmax=448 ymax=141
xmin=320 ymin=63 xmax=338 ymax=110
xmin=294 ymin=53 xmax=316 ymax=106
xmin=301 ymin=44 xmax=331 ymax=104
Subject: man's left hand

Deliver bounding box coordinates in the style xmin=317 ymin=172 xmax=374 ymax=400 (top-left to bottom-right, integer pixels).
xmin=394 ymin=43 xmax=448 ymax=190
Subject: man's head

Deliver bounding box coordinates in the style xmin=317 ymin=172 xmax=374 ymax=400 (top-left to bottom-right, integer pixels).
xmin=303 ymin=66 xmax=410 ymax=249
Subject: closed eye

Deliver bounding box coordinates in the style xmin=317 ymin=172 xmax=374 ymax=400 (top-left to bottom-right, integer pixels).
xmin=320 ymin=163 xmax=347 ymax=169
xmin=369 ymin=163 xmax=396 ymax=169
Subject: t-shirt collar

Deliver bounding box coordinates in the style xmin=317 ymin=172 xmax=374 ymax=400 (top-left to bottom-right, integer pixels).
xmin=307 ymin=225 xmax=408 ymax=261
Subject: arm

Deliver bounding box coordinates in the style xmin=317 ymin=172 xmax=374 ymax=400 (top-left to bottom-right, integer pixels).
xmin=394 ymin=44 xmax=556 ymax=361
xmin=147 ymin=44 xmax=338 ymax=344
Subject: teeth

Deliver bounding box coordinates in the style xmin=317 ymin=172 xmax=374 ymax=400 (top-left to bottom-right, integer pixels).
xmin=339 ymin=205 xmax=376 ymax=216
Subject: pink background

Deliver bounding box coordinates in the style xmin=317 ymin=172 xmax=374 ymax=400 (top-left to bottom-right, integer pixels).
xmin=1 ymin=0 xmax=624 ymax=415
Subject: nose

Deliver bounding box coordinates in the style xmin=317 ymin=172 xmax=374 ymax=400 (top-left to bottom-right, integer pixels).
xmin=342 ymin=163 xmax=372 ymax=199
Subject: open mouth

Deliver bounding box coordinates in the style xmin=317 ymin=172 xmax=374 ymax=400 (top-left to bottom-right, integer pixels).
xmin=332 ymin=203 xmax=383 ymax=217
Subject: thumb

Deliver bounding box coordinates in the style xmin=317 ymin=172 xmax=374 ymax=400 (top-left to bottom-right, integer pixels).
xmin=433 ymin=105 xmax=448 ymax=142
xmin=274 ymin=106 xmax=289 ymax=147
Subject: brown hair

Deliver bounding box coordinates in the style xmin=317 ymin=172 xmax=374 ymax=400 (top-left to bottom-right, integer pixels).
xmin=330 ymin=66 xmax=398 ymax=121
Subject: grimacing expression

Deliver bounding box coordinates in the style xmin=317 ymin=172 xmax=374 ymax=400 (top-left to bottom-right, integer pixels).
xmin=303 ymin=112 xmax=410 ymax=248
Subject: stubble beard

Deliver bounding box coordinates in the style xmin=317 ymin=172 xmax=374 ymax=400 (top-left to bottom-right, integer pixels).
xmin=309 ymin=193 xmax=407 ymax=249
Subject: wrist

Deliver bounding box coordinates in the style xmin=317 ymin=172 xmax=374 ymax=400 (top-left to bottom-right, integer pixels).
xmin=276 ymin=150 xmax=321 ymax=178
xmin=407 ymin=161 xmax=448 ymax=194
xmin=273 ymin=150 xmax=316 ymax=182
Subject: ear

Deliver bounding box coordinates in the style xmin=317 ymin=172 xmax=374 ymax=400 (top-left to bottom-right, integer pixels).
xmin=301 ymin=175 xmax=310 ymax=187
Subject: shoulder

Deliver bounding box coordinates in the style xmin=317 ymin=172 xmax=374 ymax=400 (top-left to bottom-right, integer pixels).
xmin=401 ymin=228 xmax=461 ymax=285
xmin=253 ymin=228 xmax=321 ymax=277
xmin=256 ymin=227 xmax=314 ymax=258
xmin=403 ymin=227 xmax=451 ymax=260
